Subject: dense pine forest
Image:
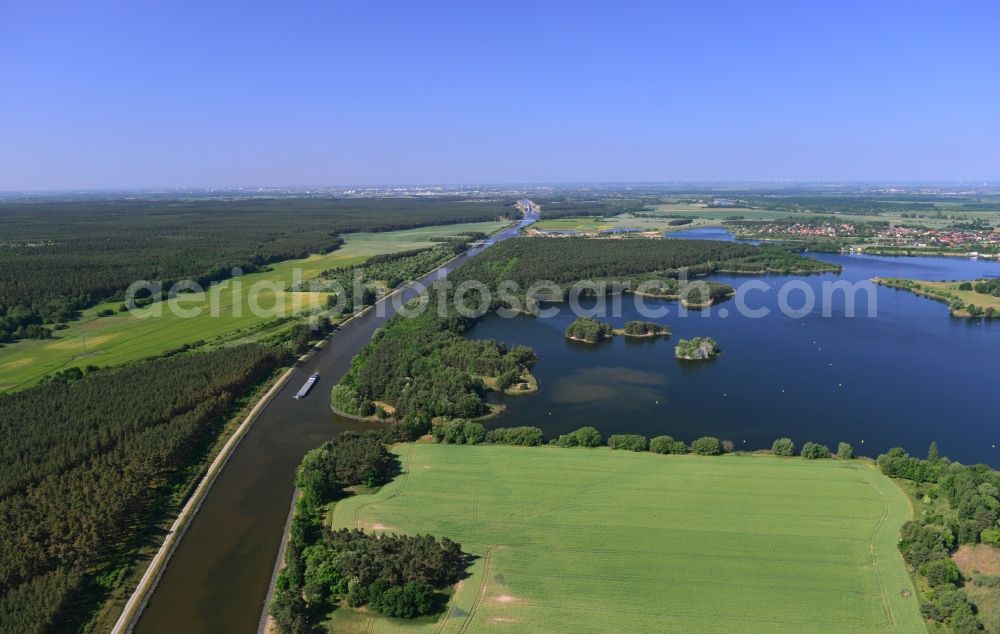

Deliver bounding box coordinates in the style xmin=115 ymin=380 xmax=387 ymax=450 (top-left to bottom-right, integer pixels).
xmin=530 ymin=196 xmax=653 ymax=218
xmin=0 ymin=197 xmax=515 ymax=342
xmin=450 ymin=237 xmax=837 ymax=291
xmin=0 ymin=344 xmax=288 ymax=634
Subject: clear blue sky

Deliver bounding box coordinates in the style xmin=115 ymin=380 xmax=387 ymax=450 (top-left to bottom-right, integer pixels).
xmin=2 ymin=1 xmax=998 ymax=189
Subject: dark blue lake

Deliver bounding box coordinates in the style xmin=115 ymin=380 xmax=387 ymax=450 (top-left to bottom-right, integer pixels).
xmin=467 ymin=228 xmax=1000 ymax=467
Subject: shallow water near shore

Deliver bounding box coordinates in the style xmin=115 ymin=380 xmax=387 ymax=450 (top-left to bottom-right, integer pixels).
xmin=469 ymin=228 xmax=1000 ymax=467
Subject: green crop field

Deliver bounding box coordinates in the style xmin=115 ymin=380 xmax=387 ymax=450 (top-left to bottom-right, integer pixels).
xmin=531 ymin=217 xmax=616 ymax=231
xmin=328 ymin=444 xmax=924 ymax=634
xmin=531 ymin=215 xmax=719 ymax=232
xmin=0 ymin=221 xmax=508 ymax=392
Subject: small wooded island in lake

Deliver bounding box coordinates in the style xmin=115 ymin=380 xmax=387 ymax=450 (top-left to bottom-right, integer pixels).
xmin=565 ymin=317 xmax=614 ymax=343
xmin=565 ymin=318 xmax=670 ymax=343
xmin=675 ymin=336 xmax=721 ymax=360
xmin=618 ymin=320 xmax=671 ymax=337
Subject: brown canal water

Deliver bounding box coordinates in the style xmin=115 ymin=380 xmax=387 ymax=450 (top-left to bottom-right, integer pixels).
xmin=134 ymin=216 xmax=535 ymax=634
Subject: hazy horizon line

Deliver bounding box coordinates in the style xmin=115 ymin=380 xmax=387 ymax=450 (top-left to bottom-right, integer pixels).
xmin=2 ymin=179 xmax=999 ymax=196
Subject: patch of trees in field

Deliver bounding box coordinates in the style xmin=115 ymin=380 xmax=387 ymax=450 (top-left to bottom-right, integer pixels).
xmin=320 ymin=245 xmax=460 ymax=288
xmin=0 ymin=344 xmax=288 ymax=633
xmin=429 ymin=231 xmax=488 ymax=244
xmin=565 ymin=317 xmax=613 ymax=343
xmin=556 ymin=426 xmax=603 ymax=447
xmin=331 ymin=306 xmax=536 ymax=420
xmin=303 ymin=236 xmax=482 ymax=306
xmin=771 ymin=438 xmax=852 ymax=460
xmin=800 ymin=442 xmax=831 ymax=459
xmin=771 ymin=438 xmax=796 ymax=456
xmin=877 ymin=444 xmax=1000 ymax=633
xmin=301 ymin=246 xmax=453 ymax=305
xmin=0 ymin=198 xmax=515 ymax=342
xmin=295 ymin=432 xmax=397 ymax=498
xmin=272 ymin=428 xmax=467 ymax=632
xmin=312 ymin=530 xmax=463 ymax=617
xmin=974 ymin=278 xmax=1000 ymax=297
xmin=450 ymin=238 xmax=836 ymax=295
xmin=431 ymin=419 xmax=487 ymax=444
xmin=650 ymin=436 xmax=688 ymax=454
xmin=608 ymin=434 xmax=648 ymax=451
xmin=484 ymin=426 xmax=544 ymax=446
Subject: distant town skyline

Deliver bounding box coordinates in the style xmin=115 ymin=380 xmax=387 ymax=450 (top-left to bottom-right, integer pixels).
xmin=3 ymin=1 xmax=998 ymax=190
